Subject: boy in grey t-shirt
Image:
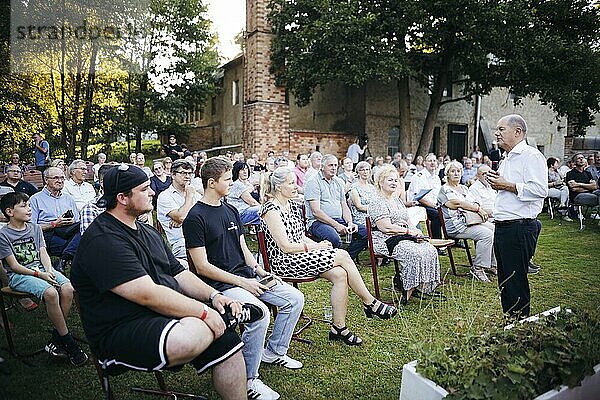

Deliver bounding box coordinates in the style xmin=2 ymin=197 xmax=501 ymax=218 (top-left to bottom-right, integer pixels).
xmin=0 ymin=192 xmax=87 ymax=366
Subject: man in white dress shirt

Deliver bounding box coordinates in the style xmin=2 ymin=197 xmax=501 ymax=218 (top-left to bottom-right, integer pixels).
xmin=407 ymin=153 xmax=442 ymax=239
xmin=487 ymin=114 xmax=547 ymax=318
xmin=157 ymin=159 xmax=202 ymax=269
xmin=63 ymin=159 xmax=96 ymax=212
xmin=469 ymin=165 xmax=497 ymax=216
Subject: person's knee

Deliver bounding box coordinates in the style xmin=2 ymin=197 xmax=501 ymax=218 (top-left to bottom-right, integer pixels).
xmin=287 ymin=286 xmax=305 ymax=310
xmin=43 ymin=286 xmax=60 ymax=304
xmin=169 ymin=319 xmax=213 ymax=359
xmin=336 ymin=249 xmax=353 ymax=265
xmin=326 ymin=266 xmax=348 ymax=284
xmin=61 ymin=282 xmax=74 ymax=297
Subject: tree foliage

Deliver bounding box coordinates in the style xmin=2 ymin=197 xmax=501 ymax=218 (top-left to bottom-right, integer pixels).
xmin=268 ymin=0 xmax=600 ymax=155
xmin=0 ymin=0 xmax=219 ymax=162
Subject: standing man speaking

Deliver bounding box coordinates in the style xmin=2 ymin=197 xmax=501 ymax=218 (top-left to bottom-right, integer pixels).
xmin=487 ymin=114 xmax=547 ymax=318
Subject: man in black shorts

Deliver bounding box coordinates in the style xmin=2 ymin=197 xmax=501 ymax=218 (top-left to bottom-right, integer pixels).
xmin=71 ymin=164 xmax=252 ymax=399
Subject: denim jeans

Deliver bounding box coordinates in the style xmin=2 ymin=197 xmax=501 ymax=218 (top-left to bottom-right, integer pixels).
xmin=44 ymin=230 xmax=81 ymax=260
xmin=308 ymin=218 xmax=367 ymax=259
xmin=239 ymin=205 xmax=261 ymax=225
xmin=222 ymin=281 xmax=304 ymax=379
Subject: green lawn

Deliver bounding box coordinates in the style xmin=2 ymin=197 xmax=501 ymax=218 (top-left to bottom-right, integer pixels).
xmin=1 ymin=214 xmax=599 ymax=399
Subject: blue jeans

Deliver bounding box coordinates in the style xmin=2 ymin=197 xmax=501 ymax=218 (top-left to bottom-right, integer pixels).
xmin=308 ymin=218 xmax=367 ymax=259
xmin=239 ymin=206 xmax=261 ymax=226
xmin=223 ymin=281 xmax=304 ymax=379
xmin=44 ymin=230 xmax=81 ymax=260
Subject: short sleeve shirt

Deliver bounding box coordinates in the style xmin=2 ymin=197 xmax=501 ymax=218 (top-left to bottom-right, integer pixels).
xmin=157 ymin=186 xmax=201 ymax=258
xmin=565 ymin=168 xmax=594 ymax=202
xmin=0 ymin=223 xmax=45 ymax=277
xmin=70 ymin=212 xmax=185 ymax=346
xmin=437 ymin=184 xmax=475 ymax=235
xmin=227 ymin=181 xmax=252 ymax=213
xmin=183 ymin=201 xmax=254 ymax=292
xmin=303 ymin=172 xmax=345 ymax=229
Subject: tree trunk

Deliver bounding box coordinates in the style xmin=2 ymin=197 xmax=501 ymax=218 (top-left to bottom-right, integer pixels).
xmin=416 ymin=69 xmax=448 ymax=157
xmin=397 ymin=76 xmax=413 ymax=155
xmin=80 ymin=43 xmax=98 ymax=160
xmin=136 ymin=73 xmax=148 ymax=154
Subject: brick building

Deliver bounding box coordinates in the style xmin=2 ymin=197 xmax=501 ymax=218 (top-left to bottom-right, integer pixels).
xmin=183 ymin=0 xmax=599 ymax=162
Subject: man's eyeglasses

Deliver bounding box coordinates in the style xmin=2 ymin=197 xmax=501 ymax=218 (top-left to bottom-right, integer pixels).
xmin=173 ymin=170 xmax=193 ymax=176
xmin=6 ymin=170 xmax=21 ymax=174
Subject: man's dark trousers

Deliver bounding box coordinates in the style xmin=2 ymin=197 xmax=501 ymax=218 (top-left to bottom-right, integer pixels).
xmin=494 ymin=219 xmax=541 ymax=318
xmin=308 ymin=218 xmax=367 ymax=259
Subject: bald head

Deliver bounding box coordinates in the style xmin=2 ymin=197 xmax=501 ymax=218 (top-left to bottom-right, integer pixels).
xmin=496 ymin=114 xmax=527 ymax=152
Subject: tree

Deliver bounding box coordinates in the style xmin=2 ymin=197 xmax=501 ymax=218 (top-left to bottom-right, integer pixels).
xmin=268 ymin=0 xmax=600 ymax=155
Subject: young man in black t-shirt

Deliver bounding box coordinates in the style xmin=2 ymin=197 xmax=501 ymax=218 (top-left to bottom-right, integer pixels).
xmin=184 ymin=157 xmax=305 ymax=400
xmin=71 ymin=164 xmax=250 ymax=400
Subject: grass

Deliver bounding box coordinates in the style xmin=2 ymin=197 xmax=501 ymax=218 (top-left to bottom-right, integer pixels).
xmin=1 ymin=214 xmax=599 ymax=399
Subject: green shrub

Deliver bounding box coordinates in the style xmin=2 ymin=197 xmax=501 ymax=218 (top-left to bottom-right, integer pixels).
xmin=87 ymin=140 xmax=162 ymax=163
xmin=415 ymin=309 xmax=600 ymax=399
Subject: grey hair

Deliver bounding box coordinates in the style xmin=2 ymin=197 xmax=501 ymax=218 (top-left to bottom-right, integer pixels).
xmin=444 ymin=160 xmax=463 ymax=176
xmin=321 ymin=154 xmax=337 ymax=167
xmin=68 ymin=159 xmax=86 ymax=176
xmin=505 ymin=114 xmax=527 ymax=134
xmin=261 ymin=166 xmax=295 ymax=201
xmin=43 ymin=166 xmax=62 ymax=178
xmin=355 ymin=161 xmax=370 ymax=172
xmin=309 ymin=151 xmax=322 ymax=161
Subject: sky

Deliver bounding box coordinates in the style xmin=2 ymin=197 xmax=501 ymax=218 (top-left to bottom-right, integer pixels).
xmin=206 ymin=0 xmax=246 ymax=62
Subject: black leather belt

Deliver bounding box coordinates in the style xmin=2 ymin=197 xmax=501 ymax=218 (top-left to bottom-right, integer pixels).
xmin=494 ymin=218 xmax=536 ymax=225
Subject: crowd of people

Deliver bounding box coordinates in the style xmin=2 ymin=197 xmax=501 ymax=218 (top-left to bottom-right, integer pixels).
xmin=1 ymin=118 xmax=599 ymax=399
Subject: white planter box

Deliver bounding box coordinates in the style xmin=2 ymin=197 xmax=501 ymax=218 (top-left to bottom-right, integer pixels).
xmin=400 ymin=308 xmax=600 ymax=400
xmin=399 ymin=361 xmax=600 ymax=400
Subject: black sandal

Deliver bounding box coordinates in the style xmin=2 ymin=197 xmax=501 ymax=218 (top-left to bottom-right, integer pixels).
xmin=328 ymin=325 xmax=363 ymax=346
xmin=411 ymin=288 xmax=430 ymax=300
xmin=364 ymin=298 xmax=398 ymax=319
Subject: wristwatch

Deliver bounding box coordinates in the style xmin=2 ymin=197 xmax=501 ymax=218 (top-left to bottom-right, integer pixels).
xmin=209 ymin=290 xmax=223 ymax=303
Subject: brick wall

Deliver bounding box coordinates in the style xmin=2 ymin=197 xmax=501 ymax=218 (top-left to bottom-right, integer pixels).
xmin=243 ymin=0 xmax=290 ymax=159
xmin=288 ymin=130 xmax=355 ymax=160
xmin=187 ymin=124 xmax=221 ymax=151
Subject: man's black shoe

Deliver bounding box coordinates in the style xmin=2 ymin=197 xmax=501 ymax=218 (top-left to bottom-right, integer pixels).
xmin=221 ymin=303 xmax=265 ymax=330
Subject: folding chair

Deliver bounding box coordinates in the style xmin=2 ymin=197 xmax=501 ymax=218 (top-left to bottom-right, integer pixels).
xmin=437 ymin=207 xmax=473 ymax=276
xmin=73 ymin=293 xmax=207 ymax=400
xmin=365 ymin=217 xmax=401 ymax=303
xmin=0 ymin=286 xmax=45 ymax=359
xmin=256 ymin=228 xmax=316 ymax=345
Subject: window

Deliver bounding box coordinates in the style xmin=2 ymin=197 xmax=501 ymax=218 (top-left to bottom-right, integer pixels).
xmin=388 ymin=126 xmax=399 ymax=156
xmin=232 ymin=80 xmax=240 ymax=105
xmin=211 ymin=96 xmax=217 ymax=115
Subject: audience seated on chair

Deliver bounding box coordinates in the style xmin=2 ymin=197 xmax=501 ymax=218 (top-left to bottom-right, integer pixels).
xmin=468 ymin=164 xmax=497 ymax=218
xmin=546 ymin=156 xmax=570 ymax=220
xmin=149 ymin=161 xmax=172 ymax=210
xmin=566 ymin=153 xmax=599 ymax=216
xmin=0 ymin=192 xmax=87 ymax=366
xmin=71 ymin=164 xmax=249 ymax=400
xmin=0 ymin=165 xmax=38 ymax=197
xmin=407 ymin=153 xmax=443 ymax=239
xmin=30 ymin=167 xmax=81 ymax=273
xmin=157 ymin=159 xmax=201 ymax=269
xmin=303 ymin=154 xmax=368 ymax=260
xmin=183 ymin=157 xmax=304 ymax=400
xmin=438 ymin=161 xmax=497 ymax=282
xmin=261 ymin=167 xmax=396 ymax=347
xmin=62 ymin=159 xmax=97 ymax=212
xmin=368 ymin=165 xmax=441 ymax=305
xmin=227 ymin=161 xmax=262 ymax=225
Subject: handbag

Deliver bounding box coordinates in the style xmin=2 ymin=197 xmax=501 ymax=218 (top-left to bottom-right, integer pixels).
xmin=461 ymin=209 xmax=486 ymax=226
xmin=385 ymin=234 xmax=419 ymax=254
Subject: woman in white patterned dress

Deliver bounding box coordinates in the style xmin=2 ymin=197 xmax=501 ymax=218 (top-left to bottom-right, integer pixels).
xmin=260 ymin=167 xmax=397 ymax=346
xmin=368 ymin=165 xmax=441 ymax=304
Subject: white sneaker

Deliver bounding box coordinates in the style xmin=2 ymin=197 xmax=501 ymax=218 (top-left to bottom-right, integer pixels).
xmin=262 ymin=349 xmax=303 ymax=369
xmin=247 ymin=378 xmax=280 ymax=400
xmin=470 ymin=267 xmax=491 ymax=283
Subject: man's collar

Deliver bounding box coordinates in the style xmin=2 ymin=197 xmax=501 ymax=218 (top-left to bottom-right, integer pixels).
xmin=43 ymin=186 xmax=62 ymax=198
xmin=508 ymin=139 xmax=528 ymax=155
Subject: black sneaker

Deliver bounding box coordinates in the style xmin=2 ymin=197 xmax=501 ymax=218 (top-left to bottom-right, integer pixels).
xmin=65 ymin=342 xmax=88 ymax=367
xmin=221 ymin=303 xmax=265 ymax=330
xmin=45 ymin=340 xmax=68 ymax=358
